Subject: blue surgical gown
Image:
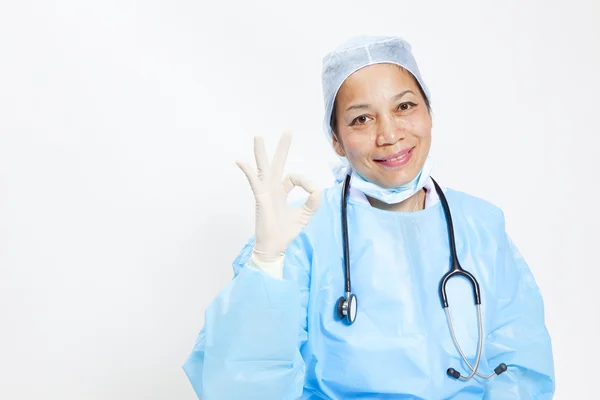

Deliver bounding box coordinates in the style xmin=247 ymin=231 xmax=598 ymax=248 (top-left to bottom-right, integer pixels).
xmin=183 ymin=186 xmax=555 ymax=399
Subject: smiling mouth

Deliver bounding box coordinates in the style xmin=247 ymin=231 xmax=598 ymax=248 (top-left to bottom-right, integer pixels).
xmin=383 ymin=152 xmax=410 ymax=162
xmin=373 ymin=147 xmax=415 ymax=168
xmin=375 ymin=147 xmax=414 ymax=162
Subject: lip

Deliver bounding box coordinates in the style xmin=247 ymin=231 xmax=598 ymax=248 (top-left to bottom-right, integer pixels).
xmin=375 ymin=147 xmax=414 ymax=161
xmin=374 ymin=147 xmax=414 ymax=168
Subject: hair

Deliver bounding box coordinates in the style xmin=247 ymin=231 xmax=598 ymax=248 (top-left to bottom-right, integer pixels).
xmin=329 ymin=66 xmax=431 ymax=138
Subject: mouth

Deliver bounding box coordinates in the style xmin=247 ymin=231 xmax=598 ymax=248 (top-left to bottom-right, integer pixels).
xmin=374 ymin=147 xmax=415 ymax=168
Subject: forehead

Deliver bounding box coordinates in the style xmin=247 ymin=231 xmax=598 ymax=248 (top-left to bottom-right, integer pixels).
xmin=337 ymin=63 xmax=418 ymax=102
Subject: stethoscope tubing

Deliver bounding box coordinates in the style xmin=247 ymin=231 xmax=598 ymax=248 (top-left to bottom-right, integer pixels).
xmin=338 ymin=174 xmax=507 ymax=380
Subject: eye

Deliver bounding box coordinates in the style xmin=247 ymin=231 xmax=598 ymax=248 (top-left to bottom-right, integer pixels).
xmin=350 ymin=115 xmax=372 ymax=126
xmin=398 ymin=102 xmax=417 ymax=111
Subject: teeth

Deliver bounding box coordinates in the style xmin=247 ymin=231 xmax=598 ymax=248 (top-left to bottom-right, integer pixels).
xmin=386 ymin=153 xmax=407 ymax=162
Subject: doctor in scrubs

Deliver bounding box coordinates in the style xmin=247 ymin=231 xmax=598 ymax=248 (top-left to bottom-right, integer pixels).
xmin=183 ymin=36 xmax=555 ymax=399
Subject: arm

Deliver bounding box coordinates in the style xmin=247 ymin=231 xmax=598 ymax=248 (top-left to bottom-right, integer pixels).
xmin=484 ymin=232 xmax=555 ymax=399
xmin=184 ymin=133 xmax=320 ymax=399
xmin=183 ymin=234 xmax=311 ymax=400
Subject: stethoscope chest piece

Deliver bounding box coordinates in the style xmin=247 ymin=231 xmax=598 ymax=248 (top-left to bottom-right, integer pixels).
xmin=336 ymin=292 xmax=357 ymax=325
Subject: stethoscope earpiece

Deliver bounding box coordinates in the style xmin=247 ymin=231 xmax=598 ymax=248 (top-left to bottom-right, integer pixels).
xmin=447 ymin=368 xmax=461 ymax=379
xmin=447 ymin=362 xmax=508 ymax=380
xmin=495 ymin=363 xmax=508 ymax=375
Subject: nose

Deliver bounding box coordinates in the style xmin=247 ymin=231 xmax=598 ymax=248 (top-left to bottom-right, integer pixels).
xmin=376 ymin=114 xmax=406 ymax=146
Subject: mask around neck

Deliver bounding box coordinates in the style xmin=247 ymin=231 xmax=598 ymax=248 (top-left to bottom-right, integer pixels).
xmin=349 ymin=156 xmax=433 ymax=204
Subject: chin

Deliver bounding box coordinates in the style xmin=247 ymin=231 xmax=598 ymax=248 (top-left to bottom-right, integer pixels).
xmin=380 ymin=169 xmax=419 ymax=187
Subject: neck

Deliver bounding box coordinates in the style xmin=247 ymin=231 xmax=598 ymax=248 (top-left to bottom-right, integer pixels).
xmin=367 ymin=189 xmax=425 ymax=212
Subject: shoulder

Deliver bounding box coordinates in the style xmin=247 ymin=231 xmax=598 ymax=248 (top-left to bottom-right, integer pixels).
xmin=444 ymin=188 xmax=507 ymax=233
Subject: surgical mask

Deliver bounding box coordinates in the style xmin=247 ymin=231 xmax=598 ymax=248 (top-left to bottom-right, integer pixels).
xmin=349 ymin=156 xmax=433 ymax=204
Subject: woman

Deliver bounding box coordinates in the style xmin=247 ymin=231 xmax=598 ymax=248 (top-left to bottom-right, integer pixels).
xmin=183 ymin=36 xmax=555 ymax=399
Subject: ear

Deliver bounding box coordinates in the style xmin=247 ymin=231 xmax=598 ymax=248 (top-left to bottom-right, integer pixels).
xmin=332 ymin=132 xmax=346 ymax=157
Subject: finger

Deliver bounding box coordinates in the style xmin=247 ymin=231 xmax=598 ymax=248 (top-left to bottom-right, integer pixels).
xmin=287 ymin=174 xmax=323 ymax=213
xmin=282 ymin=173 xmax=315 ymax=194
xmin=254 ymin=136 xmax=270 ymax=181
xmin=236 ymin=160 xmax=260 ymax=192
xmin=288 ymin=174 xmax=319 ymax=194
xmin=281 ymin=175 xmax=295 ymax=194
xmin=303 ymin=190 xmax=323 ymax=214
xmin=270 ymin=132 xmax=292 ymax=181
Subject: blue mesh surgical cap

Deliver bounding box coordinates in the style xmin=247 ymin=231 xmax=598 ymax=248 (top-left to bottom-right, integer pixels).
xmin=321 ymin=36 xmax=431 ymax=149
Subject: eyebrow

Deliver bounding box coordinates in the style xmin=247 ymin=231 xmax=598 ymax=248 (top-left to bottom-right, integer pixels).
xmin=344 ymin=90 xmax=415 ymax=113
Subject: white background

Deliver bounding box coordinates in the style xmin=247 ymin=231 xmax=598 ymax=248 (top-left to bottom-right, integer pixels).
xmin=1 ymin=1 xmax=598 ymax=399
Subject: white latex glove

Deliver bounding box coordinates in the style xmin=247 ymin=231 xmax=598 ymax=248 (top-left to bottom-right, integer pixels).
xmin=236 ymin=132 xmax=322 ymax=278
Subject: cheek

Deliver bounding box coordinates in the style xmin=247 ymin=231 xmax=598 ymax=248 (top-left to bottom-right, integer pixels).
xmin=339 ymin=130 xmax=376 ymax=158
xmin=410 ymin=114 xmax=432 ymax=138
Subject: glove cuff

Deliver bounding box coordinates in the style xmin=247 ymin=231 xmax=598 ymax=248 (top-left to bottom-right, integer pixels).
xmin=249 ymin=250 xmax=285 ymax=280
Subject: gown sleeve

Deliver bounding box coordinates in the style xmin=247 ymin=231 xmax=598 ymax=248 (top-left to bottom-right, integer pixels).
xmin=483 ymin=221 xmax=555 ymax=399
xmin=183 ymin=234 xmax=312 ymax=400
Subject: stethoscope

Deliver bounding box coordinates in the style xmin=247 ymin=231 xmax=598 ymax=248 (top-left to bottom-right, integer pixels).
xmin=335 ymin=174 xmax=508 ymax=381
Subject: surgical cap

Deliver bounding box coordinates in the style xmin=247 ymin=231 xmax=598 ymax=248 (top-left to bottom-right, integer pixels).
xmin=321 ymin=36 xmax=431 ymax=149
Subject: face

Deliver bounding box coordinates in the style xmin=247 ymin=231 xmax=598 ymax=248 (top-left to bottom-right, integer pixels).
xmin=332 ymin=63 xmax=432 ymax=188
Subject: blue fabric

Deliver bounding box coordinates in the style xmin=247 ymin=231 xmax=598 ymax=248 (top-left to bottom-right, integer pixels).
xmin=183 ymin=186 xmax=555 ymax=399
